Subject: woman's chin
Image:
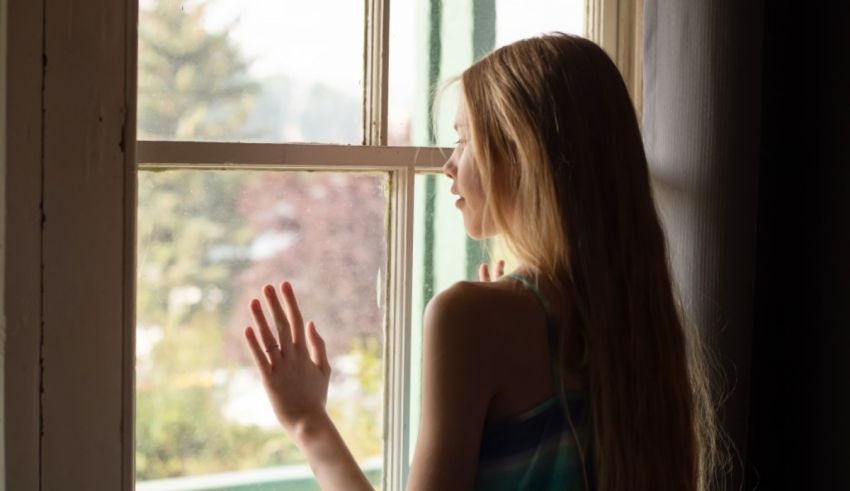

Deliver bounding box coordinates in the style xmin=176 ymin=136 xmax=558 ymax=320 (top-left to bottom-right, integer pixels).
xmin=458 ymin=205 xmax=497 ymax=239
xmin=462 ymin=219 xmax=496 ymax=240
xmin=461 ymin=216 xmax=481 ymax=239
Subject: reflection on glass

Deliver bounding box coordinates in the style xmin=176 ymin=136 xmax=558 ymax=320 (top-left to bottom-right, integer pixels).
xmin=138 ymin=0 xmax=364 ymax=144
xmin=389 ymin=0 xmax=586 ymax=146
xmin=136 ymin=170 xmax=386 ymax=489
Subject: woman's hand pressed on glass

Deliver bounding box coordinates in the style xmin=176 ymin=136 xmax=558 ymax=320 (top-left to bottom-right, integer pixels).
xmin=243 ymin=282 xmax=331 ymax=434
xmin=243 ymin=283 xmax=372 ymax=491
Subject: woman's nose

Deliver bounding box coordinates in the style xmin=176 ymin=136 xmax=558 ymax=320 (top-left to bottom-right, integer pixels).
xmin=442 ymin=155 xmax=456 ymax=178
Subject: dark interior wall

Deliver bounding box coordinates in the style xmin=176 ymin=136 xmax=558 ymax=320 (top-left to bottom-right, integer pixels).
xmin=806 ymin=5 xmax=850 ymax=487
xmin=748 ymin=1 xmax=850 ymax=489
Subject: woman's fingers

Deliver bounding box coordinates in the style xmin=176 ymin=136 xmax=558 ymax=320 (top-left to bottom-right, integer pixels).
xmin=263 ymin=284 xmax=293 ymax=351
xmin=281 ymin=282 xmax=307 ymax=350
xmin=244 ymin=326 xmax=271 ymax=373
xmin=479 ymin=263 xmax=491 ymax=282
xmin=250 ymin=298 xmax=283 ymax=359
xmin=479 ymin=261 xmax=505 ymax=282
xmin=495 ymin=260 xmax=505 ymax=279
xmin=307 ymin=321 xmax=331 ymax=376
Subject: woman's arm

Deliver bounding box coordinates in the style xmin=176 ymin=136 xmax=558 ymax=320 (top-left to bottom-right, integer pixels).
xmin=244 ymin=275 xmax=500 ymax=490
xmin=243 ymin=282 xmax=372 ymax=491
xmin=286 ymin=412 xmax=373 ymax=490
xmin=407 ymin=281 xmax=497 ymax=491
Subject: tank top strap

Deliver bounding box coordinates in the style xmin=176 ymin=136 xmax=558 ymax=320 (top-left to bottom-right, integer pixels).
xmin=502 ymin=272 xmax=563 ymax=392
xmin=504 ymin=273 xmax=550 ymax=312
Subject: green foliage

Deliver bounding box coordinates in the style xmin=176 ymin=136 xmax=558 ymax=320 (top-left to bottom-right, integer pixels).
xmin=137 ymin=169 xmax=282 ymax=480
xmin=137 ymin=170 xmax=254 ymax=328
xmin=328 ymin=335 xmax=384 ymax=460
xmin=138 ymin=0 xmax=258 ymax=140
xmin=136 ymin=380 xmax=304 ymax=480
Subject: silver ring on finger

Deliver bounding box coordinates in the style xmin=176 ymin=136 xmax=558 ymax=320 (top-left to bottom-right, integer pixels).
xmin=264 ymin=344 xmax=280 ymax=353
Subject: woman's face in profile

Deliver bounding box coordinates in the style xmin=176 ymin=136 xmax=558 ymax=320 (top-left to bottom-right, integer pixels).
xmin=442 ymin=96 xmax=494 ymax=239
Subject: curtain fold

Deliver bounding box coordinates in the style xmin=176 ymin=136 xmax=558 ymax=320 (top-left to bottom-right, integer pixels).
xmin=642 ymin=0 xmax=764 ymax=470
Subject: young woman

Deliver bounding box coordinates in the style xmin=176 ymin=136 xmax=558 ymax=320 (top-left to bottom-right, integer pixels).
xmin=243 ymin=33 xmax=724 ymax=491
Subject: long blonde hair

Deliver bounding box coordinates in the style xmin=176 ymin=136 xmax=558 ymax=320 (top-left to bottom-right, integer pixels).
xmin=460 ymin=33 xmax=727 ymax=490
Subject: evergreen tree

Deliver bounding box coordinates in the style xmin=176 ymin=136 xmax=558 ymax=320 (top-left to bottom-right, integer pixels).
xmin=135 ymin=0 xmax=278 ymax=480
xmin=138 ymin=0 xmax=258 ymax=140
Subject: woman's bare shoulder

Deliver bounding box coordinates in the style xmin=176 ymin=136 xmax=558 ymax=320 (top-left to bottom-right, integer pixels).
xmin=424 ymin=279 xmax=543 ymax=350
xmin=422 ymin=279 xmax=554 ymax=414
xmin=427 ymin=279 xmax=524 ymax=317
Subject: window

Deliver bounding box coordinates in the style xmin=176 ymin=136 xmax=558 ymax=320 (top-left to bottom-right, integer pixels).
xmin=134 ymin=1 xmax=642 ymax=490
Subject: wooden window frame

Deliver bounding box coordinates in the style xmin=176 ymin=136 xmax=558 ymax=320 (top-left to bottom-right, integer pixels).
xmin=587 ymin=0 xmax=645 ymax=117
xmin=0 ymin=0 xmax=6 ymax=483
xmin=3 ymin=0 xmax=642 ymax=489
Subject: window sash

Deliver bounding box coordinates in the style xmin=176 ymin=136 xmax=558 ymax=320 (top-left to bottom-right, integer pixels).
xmin=587 ymin=0 xmax=645 ymax=115
xmin=136 ymin=140 xmax=446 ymax=489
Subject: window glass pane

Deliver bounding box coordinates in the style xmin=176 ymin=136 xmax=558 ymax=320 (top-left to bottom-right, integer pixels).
xmin=408 ymin=172 xmax=500 ymax=463
xmin=136 ymin=170 xmax=386 ymax=489
xmin=138 ymin=0 xmax=364 ymax=144
xmin=389 ymin=0 xmax=586 ymax=146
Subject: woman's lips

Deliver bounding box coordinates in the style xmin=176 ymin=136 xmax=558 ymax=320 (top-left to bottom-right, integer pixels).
xmin=455 ymin=197 xmax=465 ymax=208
